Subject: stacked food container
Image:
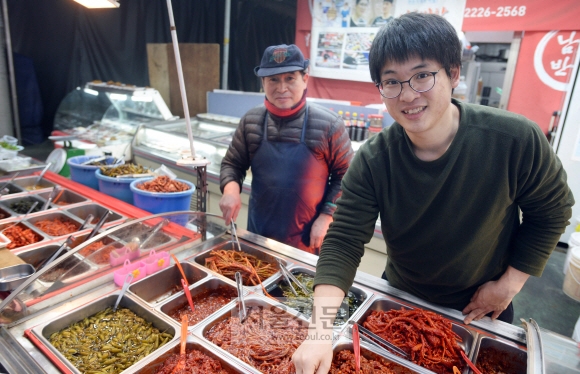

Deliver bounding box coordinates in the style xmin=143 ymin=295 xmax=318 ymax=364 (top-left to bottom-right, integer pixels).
xmin=0 ymin=173 xmax=577 ymax=373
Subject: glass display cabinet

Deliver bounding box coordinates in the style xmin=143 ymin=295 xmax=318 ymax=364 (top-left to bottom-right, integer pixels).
xmin=52 ymin=82 xmax=176 ymax=157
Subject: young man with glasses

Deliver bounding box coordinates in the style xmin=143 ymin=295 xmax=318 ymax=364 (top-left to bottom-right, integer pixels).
xmin=293 ymin=13 xmax=573 ymax=374
xmin=219 ymin=44 xmax=353 ymax=254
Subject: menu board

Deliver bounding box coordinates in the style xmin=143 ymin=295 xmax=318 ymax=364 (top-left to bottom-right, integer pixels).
xmin=310 ymin=0 xmax=466 ymax=82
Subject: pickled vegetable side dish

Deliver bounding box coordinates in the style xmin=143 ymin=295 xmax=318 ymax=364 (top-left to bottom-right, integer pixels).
xmin=278 ymin=273 xmax=361 ymax=326
xmin=48 ymin=307 xmax=173 ymax=373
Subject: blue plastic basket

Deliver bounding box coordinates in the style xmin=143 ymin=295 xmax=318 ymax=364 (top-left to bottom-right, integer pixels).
xmin=130 ymin=178 xmax=196 ymax=214
xmin=95 ymin=169 xmax=147 ymax=205
xmin=67 ymin=155 xmax=121 ymax=190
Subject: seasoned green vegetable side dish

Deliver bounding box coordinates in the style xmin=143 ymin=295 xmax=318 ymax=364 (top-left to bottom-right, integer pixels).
xmin=48 ymin=307 xmax=172 ymax=373
xmin=279 ymin=273 xmax=361 ymax=326
xmin=100 ymin=164 xmax=149 ymax=177
xmin=0 ymin=141 xmax=19 ymax=150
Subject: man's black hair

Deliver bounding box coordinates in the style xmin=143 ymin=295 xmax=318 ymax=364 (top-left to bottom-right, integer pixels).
xmin=369 ymin=13 xmax=462 ymax=84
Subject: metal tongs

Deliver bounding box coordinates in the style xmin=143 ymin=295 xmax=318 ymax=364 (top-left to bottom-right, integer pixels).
xmin=235 ymin=271 xmax=247 ymax=323
xmin=276 ymin=258 xmax=312 ymax=297
xmin=31 ymin=163 xmax=52 ymax=190
xmin=0 ymin=172 xmax=19 ymax=194
xmin=230 ymin=220 xmax=242 ymax=252
xmin=354 ymin=323 xmax=409 ymax=359
xmin=37 ymin=236 xmax=75 ymax=271
xmin=42 ymin=187 xmax=60 ymax=210
xmin=140 ymin=219 xmax=170 ymax=249
xmin=81 ymin=156 xmax=106 ymax=165
xmin=85 ymin=210 xmax=112 ymax=242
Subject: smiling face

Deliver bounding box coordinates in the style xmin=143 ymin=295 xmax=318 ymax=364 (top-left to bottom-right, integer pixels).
xmin=380 ymin=56 xmax=460 ymax=138
xmin=262 ymin=71 xmax=309 ymax=109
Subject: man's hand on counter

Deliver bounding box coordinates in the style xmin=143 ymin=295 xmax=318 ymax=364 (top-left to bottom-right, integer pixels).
xmin=310 ymin=213 xmax=333 ymax=251
xmin=292 ymin=284 xmax=345 ymax=374
xmin=219 ymin=181 xmax=242 ymax=224
xmin=462 ymin=266 xmax=530 ymax=324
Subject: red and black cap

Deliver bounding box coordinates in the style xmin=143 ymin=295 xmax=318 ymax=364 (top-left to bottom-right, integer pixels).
xmin=254 ymin=44 xmax=309 ymax=77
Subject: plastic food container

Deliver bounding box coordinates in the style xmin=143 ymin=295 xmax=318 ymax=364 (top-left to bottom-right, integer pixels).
xmin=130 ymin=178 xmax=195 ymax=216
xmin=95 ymin=169 xmax=136 ymax=204
xmin=67 ymin=155 xmax=120 ymax=190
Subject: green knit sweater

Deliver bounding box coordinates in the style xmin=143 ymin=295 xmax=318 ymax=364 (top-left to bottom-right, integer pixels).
xmin=314 ymin=100 xmax=574 ymax=309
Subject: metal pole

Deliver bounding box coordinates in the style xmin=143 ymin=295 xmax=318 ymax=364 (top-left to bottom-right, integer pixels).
xmin=165 ymin=0 xmax=196 ymax=158
xmin=221 ymin=0 xmax=231 ymax=90
xmin=2 ymin=0 xmax=20 ymax=143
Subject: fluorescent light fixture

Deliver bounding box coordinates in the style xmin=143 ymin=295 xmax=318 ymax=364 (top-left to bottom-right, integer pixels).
xmin=131 ymin=95 xmax=153 ymax=102
xmin=73 ymin=0 xmax=119 ymax=8
xmin=83 ymin=88 xmax=99 ymax=96
xmin=109 ymin=93 xmax=127 ymax=101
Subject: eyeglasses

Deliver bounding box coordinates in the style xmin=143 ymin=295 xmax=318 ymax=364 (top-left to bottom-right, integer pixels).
xmin=375 ymin=70 xmax=440 ymax=99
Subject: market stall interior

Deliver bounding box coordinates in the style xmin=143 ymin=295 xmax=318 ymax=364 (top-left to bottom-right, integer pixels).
xmin=0 ymin=208 xmax=575 ymax=373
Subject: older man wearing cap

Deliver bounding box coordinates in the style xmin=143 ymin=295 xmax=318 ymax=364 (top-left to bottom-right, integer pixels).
xmin=219 ymin=44 xmax=353 ymax=253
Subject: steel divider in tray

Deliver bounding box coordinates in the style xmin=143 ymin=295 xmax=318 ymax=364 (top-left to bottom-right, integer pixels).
xmin=192 ymin=294 xmax=311 ymax=374
xmin=156 ymin=277 xmax=242 ymax=329
xmin=126 ymin=336 xmax=247 ymax=374
xmin=29 ymin=292 xmax=179 ymax=374
xmin=192 ymin=238 xmax=288 ymax=292
xmin=129 ymin=260 xmax=211 ymax=305
xmin=331 ymin=335 xmax=431 ymax=374
xmin=264 ymin=265 xmax=373 ymax=330
xmin=351 ymin=296 xmax=477 ymax=374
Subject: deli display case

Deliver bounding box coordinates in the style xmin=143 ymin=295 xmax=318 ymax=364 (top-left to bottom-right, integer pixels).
xmin=52 ymin=81 xmax=177 ymax=160
xmin=0 ymin=196 xmax=579 ymax=373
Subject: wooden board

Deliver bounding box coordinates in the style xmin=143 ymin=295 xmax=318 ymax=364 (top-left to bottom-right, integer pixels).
xmin=0 ymin=248 xmax=25 ymax=268
xmin=147 ymin=43 xmax=220 ymax=118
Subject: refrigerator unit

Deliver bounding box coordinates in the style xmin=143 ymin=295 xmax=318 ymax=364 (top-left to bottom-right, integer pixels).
xmin=554 ymin=58 xmax=580 ymax=245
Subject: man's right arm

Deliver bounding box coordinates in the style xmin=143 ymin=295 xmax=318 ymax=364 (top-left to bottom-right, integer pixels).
xmin=292 ymin=284 xmax=345 ymax=374
xmin=219 ymin=181 xmax=242 ymax=224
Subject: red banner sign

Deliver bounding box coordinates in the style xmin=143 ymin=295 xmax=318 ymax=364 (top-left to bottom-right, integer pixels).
xmin=463 ymin=0 xmax=580 ymax=31
xmin=508 ymin=31 xmax=580 ymax=133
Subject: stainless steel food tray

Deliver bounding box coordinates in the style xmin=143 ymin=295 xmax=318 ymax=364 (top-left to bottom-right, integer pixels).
xmin=0 ymin=263 xmax=35 ymax=291
xmin=0 ymin=159 xmax=46 ymax=177
xmin=16 ymin=243 xmax=97 ymax=286
xmin=351 ymin=295 xmax=477 ymax=374
xmin=128 ymin=336 xmax=248 ymax=373
xmin=157 ymin=276 xmax=241 ymax=329
xmin=471 ymin=334 xmax=527 ymax=373
xmin=64 ymin=203 xmax=126 ymax=228
xmin=30 ymin=292 xmax=179 ymax=374
xmin=25 ymin=210 xmax=86 ymax=239
xmin=265 ymin=265 xmax=373 ymax=330
xmin=332 ymin=335 xmax=430 ymax=374
xmin=192 ymin=238 xmax=288 ymax=293
xmin=129 ymin=261 xmax=211 ymax=305
xmin=50 ymin=189 xmax=90 ymax=208
xmin=108 ymin=221 xmax=177 ymax=250
xmin=192 ymin=294 xmax=310 ymax=374
xmin=11 ymin=175 xmax=57 ymax=193
xmin=0 ymin=221 xmax=48 ymax=250
xmin=0 ymin=193 xmax=52 ymax=217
